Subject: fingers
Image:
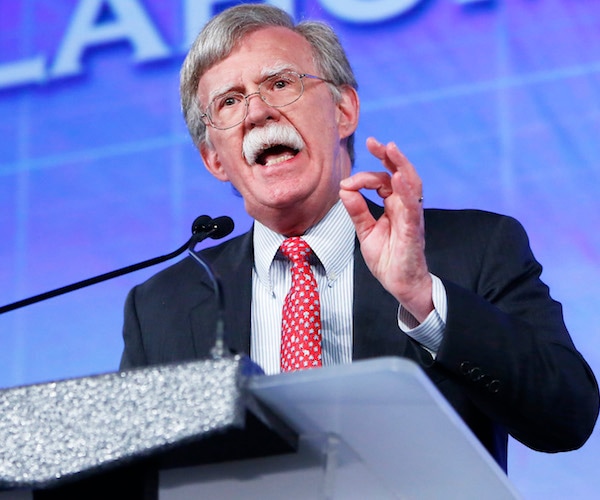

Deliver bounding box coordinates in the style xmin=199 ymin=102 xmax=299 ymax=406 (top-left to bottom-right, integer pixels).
xmin=340 ymin=171 xmax=393 ymax=198
xmin=366 ymin=137 xmax=423 ymax=204
xmin=338 ymin=187 xmax=375 ymax=240
xmin=366 ymin=137 xmax=406 ymax=174
xmin=365 ymin=136 xmax=387 ymax=162
xmin=339 ymin=138 xmax=424 ymax=241
xmin=366 ymin=137 xmax=413 ymax=175
xmin=339 ymin=173 xmax=383 ymax=238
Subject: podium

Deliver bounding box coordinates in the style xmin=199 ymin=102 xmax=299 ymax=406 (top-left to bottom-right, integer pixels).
xmin=0 ymin=357 xmax=522 ymax=499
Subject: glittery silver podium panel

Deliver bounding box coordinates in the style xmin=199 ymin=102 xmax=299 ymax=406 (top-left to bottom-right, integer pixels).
xmin=0 ymin=356 xmax=259 ymax=490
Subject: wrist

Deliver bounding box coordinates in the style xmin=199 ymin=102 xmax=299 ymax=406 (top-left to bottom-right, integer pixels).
xmin=394 ymin=274 xmax=434 ymax=324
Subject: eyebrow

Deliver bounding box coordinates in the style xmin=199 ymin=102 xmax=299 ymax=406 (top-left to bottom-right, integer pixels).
xmin=259 ymin=63 xmax=297 ymax=79
xmin=207 ymin=64 xmax=300 ymax=102
xmin=207 ymin=82 xmax=240 ymax=103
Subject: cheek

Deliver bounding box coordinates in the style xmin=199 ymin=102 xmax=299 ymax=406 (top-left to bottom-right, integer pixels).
xmin=207 ymin=133 xmax=245 ymax=170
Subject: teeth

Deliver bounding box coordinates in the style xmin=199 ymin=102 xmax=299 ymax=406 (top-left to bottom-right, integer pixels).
xmin=264 ymin=153 xmax=295 ymax=166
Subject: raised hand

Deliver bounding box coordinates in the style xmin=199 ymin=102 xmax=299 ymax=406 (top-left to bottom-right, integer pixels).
xmin=339 ymin=137 xmax=433 ymax=322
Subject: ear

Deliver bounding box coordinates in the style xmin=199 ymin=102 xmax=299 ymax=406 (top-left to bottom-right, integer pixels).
xmin=336 ymin=85 xmax=360 ymax=140
xmin=200 ymin=141 xmax=229 ymax=181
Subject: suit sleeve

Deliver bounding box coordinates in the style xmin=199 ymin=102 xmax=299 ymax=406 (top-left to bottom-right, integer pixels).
xmin=433 ymin=214 xmax=599 ymax=452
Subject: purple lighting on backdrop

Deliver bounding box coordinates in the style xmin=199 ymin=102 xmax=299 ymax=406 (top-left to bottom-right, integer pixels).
xmin=1 ymin=1 xmax=599 ymax=498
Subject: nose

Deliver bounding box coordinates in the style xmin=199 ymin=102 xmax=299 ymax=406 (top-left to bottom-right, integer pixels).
xmin=244 ymin=91 xmax=280 ymax=126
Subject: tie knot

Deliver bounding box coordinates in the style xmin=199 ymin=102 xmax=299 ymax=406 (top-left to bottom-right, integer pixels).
xmin=281 ymin=237 xmax=312 ymax=263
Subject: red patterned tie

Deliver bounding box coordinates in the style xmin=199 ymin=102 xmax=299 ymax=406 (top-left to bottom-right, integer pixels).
xmin=280 ymin=237 xmax=322 ymax=372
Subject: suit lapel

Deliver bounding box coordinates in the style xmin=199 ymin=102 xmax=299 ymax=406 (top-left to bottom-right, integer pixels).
xmin=351 ymin=199 xmax=411 ymax=360
xmin=218 ymin=232 xmax=254 ymax=356
xmin=190 ymin=230 xmax=254 ymax=358
xmin=352 ymin=235 xmax=410 ymax=360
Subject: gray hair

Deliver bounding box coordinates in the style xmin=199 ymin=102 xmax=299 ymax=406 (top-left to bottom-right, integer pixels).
xmin=180 ymin=4 xmax=358 ymax=163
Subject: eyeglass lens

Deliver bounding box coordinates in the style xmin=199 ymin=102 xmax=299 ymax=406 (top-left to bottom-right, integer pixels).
xmin=207 ymin=72 xmax=304 ymax=129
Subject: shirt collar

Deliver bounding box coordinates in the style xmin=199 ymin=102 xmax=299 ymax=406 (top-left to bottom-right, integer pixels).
xmin=253 ymin=200 xmax=356 ymax=290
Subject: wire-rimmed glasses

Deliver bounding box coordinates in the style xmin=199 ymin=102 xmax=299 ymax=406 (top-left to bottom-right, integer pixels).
xmin=200 ymin=70 xmax=333 ymax=130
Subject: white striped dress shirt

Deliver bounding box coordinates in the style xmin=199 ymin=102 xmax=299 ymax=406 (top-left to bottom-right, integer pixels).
xmin=250 ymin=200 xmax=447 ymax=375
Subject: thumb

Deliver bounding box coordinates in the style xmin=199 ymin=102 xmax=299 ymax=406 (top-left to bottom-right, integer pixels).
xmin=339 ymin=188 xmax=377 ymax=242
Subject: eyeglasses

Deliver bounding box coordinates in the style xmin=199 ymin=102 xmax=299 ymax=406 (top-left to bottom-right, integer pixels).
xmin=200 ymin=70 xmax=333 ymax=130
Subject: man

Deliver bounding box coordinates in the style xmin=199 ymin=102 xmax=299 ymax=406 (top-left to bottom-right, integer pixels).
xmin=120 ymin=4 xmax=599 ymax=470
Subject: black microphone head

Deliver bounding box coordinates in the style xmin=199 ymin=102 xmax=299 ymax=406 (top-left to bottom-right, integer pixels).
xmin=210 ymin=216 xmax=234 ymax=239
xmin=192 ymin=215 xmax=213 ymax=235
xmin=191 ymin=215 xmax=234 ymax=240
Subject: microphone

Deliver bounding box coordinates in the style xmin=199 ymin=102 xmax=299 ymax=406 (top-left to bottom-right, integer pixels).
xmin=0 ymin=215 xmax=234 ymax=316
xmin=192 ymin=215 xmax=234 ymax=240
xmin=187 ymin=215 xmax=234 ymax=359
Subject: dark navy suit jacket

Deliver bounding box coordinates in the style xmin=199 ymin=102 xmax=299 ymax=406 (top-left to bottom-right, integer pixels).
xmin=121 ymin=203 xmax=599 ymax=470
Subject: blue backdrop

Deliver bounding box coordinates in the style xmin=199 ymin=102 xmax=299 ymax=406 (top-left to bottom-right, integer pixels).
xmin=1 ymin=1 xmax=599 ymax=497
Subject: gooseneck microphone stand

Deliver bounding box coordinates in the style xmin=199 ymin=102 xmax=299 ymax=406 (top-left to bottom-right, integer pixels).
xmin=0 ymin=215 xmax=234 ymax=319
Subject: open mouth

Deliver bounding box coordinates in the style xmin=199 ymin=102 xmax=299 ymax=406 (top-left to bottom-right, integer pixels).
xmin=256 ymin=145 xmax=300 ymax=166
xmin=243 ymin=124 xmax=305 ymax=167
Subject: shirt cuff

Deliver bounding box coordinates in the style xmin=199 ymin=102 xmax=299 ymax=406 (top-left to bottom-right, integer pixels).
xmin=397 ymin=274 xmax=447 ymax=353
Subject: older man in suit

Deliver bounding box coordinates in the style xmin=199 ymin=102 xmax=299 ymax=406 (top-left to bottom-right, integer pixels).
xmin=120 ymin=4 xmax=598 ymax=471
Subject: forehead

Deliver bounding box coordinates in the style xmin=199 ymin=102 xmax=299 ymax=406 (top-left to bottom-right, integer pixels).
xmin=197 ymin=27 xmax=317 ymax=100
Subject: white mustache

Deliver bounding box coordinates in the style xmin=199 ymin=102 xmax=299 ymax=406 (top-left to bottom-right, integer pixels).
xmin=242 ymin=123 xmax=304 ymax=165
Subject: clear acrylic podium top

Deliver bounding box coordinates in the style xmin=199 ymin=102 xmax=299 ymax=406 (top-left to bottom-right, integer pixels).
xmin=161 ymin=357 xmax=523 ymax=500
